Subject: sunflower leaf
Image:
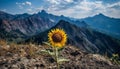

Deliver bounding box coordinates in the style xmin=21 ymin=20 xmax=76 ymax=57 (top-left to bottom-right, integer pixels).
xmin=40 ymin=49 xmax=55 ymax=56
xmin=40 ymin=50 xmax=48 ymax=53
xmin=48 ymin=51 xmax=55 ymax=56
xmin=58 ymin=58 xmax=69 ymax=63
xmin=43 ymin=42 xmax=51 ymax=46
xmin=58 ymin=47 xmax=64 ymax=51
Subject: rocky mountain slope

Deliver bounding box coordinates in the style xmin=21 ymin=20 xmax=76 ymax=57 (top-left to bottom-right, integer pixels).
xmin=25 ymin=20 xmax=120 ymax=56
xmin=0 ymin=10 xmax=87 ymax=42
xmin=0 ymin=43 xmax=120 ymax=69
xmin=0 ymin=11 xmax=55 ymax=36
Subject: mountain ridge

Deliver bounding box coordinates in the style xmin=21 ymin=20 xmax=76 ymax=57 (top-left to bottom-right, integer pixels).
xmin=25 ymin=20 xmax=120 ymax=56
xmin=81 ymin=13 xmax=120 ymax=39
xmin=0 ymin=10 xmax=88 ymax=41
xmin=0 ymin=10 xmax=120 ymax=42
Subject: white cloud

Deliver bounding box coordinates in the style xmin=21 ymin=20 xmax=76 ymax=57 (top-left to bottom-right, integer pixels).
xmin=47 ymin=0 xmax=59 ymax=4
xmin=26 ymin=1 xmax=32 ymax=6
xmin=35 ymin=7 xmax=44 ymax=12
xmin=15 ymin=0 xmax=120 ymax=18
xmin=47 ymin=0 xmax=76 ymax=5
xmin=45 ymin=0 xmax=104 ymax=18
xmin=101 ymin=2 xmax=120 ymax=18
xmin=16 ymin=2 xmax=23 ymax=9
xmin=26 ymin=6 xmax=45 ymax=14
xmin=16 ymin=1 xmax=32 ymax=9
xmin=65 ymin=0 xmax=73 ymax=3
xmin=21 ymin=3 xmax=25 ymax=5
xmin=27 ymin=9 xmax=32 ymax=12
xmin=45 ymin=0 xmax=120 ymax=18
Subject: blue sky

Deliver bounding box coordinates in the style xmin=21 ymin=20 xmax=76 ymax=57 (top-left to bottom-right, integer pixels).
xmin=0 ymin=0 xmax=120 ymax=18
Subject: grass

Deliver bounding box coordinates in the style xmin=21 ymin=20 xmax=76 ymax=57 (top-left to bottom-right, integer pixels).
xmin=110 ymin=54 xmax=120 ymax=65
xmin=0 ymin=40 xmax=39 ymax=57
xmin=0 ymin=40 xmax=120 ymax=69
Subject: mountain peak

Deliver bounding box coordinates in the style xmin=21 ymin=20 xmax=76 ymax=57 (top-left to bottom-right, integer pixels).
xmin=95 ymin=13 xmax=107 ymax=17
xmin=37 ymin=10 xmax=48 ymax=16
xmin=98 ymin=13 xmax=104 ymax=16
xmin=41 ymin=10 xmax=47 ymax=13
xmin=92 ymin=13 xmax=109 ymax=19
xmin=60 ymin=15 xmax=65 ymax=17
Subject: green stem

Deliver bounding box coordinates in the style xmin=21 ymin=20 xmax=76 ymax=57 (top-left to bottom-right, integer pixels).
xmin=55 ymin=47 xmax=59 ymax=69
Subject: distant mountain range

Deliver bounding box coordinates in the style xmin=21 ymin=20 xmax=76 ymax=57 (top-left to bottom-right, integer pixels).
xmin=81 ymin=13 xmax=120 ymax=39
xmin=0 ymin=10 xmax=87 ymax=41
xmin=37 ymin=10 xmax=88 ymax=27
xmin=0 ymin=10 xmax=120 ymax=41
xmin=0 ymin=10 xmax=120 ymax=56
xmin=25 ymin=20 xmax=120 ymax=56
xmin=0 ymin=10 xmax=55 ymax=35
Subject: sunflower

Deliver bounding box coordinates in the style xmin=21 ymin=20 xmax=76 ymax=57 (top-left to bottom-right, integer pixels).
xmin=48 ymin=28 xmax=67 ymax=48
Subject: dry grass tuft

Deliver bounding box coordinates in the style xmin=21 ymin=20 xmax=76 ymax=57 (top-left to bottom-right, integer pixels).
xmin=0 ymin=40 xmax=40 ymax=57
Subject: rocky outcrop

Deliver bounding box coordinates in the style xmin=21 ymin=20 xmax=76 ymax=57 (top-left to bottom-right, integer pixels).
xmin=0 ymin=44 xmax=119 ymax=69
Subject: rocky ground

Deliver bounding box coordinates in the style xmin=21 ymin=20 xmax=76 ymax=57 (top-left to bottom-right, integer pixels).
xmin=0 ymin=44 xmax=120 ymax=69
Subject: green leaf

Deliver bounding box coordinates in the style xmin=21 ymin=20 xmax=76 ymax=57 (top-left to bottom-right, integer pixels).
xmin=43 ymin=42 xmax=51 ymax=46
xmin=58 ymin=47 xmax=64 ymax=51
xmin=41 ymin=49 xmax=55 ymax=56
xmin=41 ymin=49 xmax=49 ymax=53
xmin=58 ymin=58 xmax=69 ymax=63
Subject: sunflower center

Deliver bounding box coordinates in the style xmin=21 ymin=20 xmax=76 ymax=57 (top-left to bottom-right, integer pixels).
xmin=52 ymin=33 xmax=62 ymax=42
